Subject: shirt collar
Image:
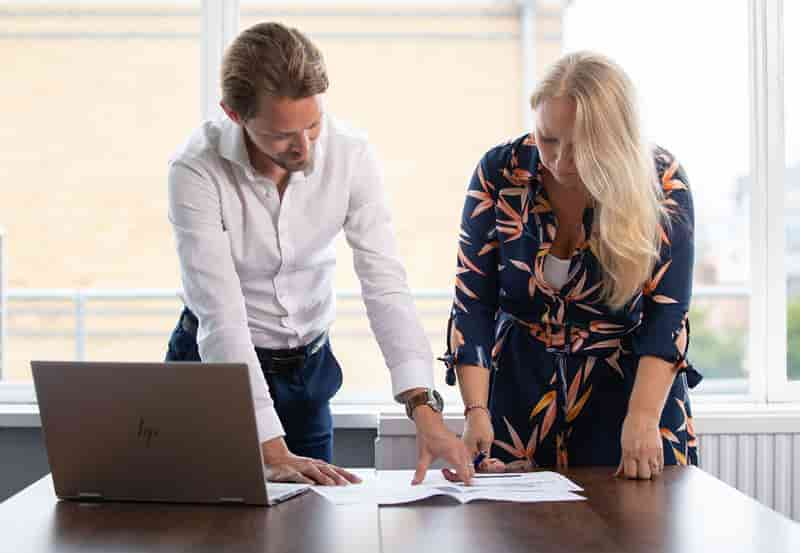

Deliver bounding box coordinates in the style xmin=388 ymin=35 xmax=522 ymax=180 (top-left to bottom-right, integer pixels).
xmin=217 ymin=114 xmax=328 ymax=182
xmin=505 ymin=132 xmax=544 ymax=197
xmin=218 ymin=116 xmax=254 ymax=175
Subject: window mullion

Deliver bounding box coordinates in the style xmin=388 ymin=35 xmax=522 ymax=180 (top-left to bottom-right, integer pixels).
xmin=202 ymin=0 xmax=240 ymax=121
xmin=748 ymin=0 xmax=770 ymax=402
xmin=759 ymin=0 xmax=791 ymax=401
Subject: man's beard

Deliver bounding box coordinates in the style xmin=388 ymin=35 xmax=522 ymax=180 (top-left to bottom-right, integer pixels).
xmin=270 ymin=148 xmax=314 ymax=173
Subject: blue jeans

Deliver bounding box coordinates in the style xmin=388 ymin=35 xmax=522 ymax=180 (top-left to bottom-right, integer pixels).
xmin=165 ymin=309 xmax=342 ymax=462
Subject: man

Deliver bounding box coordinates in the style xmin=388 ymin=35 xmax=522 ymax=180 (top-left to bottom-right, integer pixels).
xmin=165 ymin=22 xmax=473 ymax=486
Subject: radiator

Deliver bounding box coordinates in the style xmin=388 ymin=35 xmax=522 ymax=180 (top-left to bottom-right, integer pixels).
xmin=697 ymin=433 xmax=800 ymax=522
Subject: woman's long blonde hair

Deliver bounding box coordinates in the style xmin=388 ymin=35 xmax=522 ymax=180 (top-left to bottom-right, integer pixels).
xmin=531 ymin=51 xmax=665 ymax=310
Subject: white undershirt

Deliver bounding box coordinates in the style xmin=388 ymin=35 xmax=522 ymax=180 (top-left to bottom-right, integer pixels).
xmin=543 ymin=254 xmax=571 ymax=289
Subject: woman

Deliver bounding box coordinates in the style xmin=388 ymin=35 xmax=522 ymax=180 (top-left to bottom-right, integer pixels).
xmin=443 ymin=51 xmax=700 ymax=480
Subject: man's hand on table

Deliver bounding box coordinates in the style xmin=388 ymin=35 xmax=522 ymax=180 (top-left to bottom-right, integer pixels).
xmin=411 ymin=406 xmax=474 ymax=485
xmin=261 ymin=436 xmax=361 ymax=486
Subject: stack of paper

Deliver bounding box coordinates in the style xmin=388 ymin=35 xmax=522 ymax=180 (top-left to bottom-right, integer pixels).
xmin=311 ymin=469 xmax=586 ymax=506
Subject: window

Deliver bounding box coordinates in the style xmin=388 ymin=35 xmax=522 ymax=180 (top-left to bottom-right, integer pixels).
xmin=0 ymin=3 xmax=200 ymax=385
xmin=1 ymin=1 xmax=797 ymax=407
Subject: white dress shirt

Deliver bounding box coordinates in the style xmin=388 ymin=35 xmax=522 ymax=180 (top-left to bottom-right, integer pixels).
xmin=168 ymin=114 xmax=434 ymax=443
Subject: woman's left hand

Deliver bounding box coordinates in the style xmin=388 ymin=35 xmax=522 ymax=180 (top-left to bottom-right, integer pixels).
xmin=615 ymin=410 xmax=664 ymax=479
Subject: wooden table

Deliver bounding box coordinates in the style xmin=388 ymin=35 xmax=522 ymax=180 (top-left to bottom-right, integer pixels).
xmin=381 ymin=466 xmax=800 ymax=553
xmin=0 ymin=476 xmax=379 ymax=553
xmin=1 ymin=467 xmax=798 ymax=553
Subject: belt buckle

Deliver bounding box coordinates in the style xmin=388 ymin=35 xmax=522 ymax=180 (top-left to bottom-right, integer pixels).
xmin=308 ymin=332 xmax=327 ymax=357
xmin=267 ymin=354 xmax=305 ymax=374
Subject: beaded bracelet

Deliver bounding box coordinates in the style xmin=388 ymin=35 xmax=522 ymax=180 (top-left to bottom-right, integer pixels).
xmin=463 ymin=404 xmax=490 ymax=417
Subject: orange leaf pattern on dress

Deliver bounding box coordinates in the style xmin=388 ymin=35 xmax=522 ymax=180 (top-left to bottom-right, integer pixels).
xmin=530 ymin=390 xmax=556 ymax=420
xmin=540 ymin=401 xmax=557 ymax=443
xmin=672 ymin=446 xmax=688 ymax=466
xmin=660 ymin=428 xmax=680 ymax=443
xmin=566 ymin=385 xmax=592 ymax=423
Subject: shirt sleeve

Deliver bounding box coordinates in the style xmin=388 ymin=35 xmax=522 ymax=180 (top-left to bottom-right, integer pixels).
xmin=631 ymin=159 xmax=702 ymax=388
xmin=343 ymin=143 xmax=435 ymax=398
xmin=447 ymin=152 xmax=500 ymax=372
xmin=168 ymin=159 xmax=285 ymax=442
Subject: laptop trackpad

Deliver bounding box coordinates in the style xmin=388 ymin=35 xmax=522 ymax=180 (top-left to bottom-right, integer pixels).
xmin=267 ymin=482 xmax=311 ymax=504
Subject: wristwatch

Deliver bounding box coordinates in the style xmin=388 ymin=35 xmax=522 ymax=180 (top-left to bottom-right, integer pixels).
xmin=404 ymin=388 xmax=444 ymax=420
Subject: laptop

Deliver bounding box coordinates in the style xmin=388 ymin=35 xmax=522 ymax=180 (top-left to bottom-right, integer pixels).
xmin=31 ymin=360 xmax=310 ymax=506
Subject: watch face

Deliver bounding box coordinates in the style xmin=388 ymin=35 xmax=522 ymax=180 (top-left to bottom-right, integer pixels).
xmin=405 ymin=389 xmax=444 ymax=419
xmin=430 ymin=389 xmax=444 ymax=412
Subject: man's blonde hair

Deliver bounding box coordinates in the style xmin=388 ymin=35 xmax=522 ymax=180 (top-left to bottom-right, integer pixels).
xmin=221 ymin=22 xmax=329 ymax=120
xmin=531 ymin=51 xmax=665 ymax=310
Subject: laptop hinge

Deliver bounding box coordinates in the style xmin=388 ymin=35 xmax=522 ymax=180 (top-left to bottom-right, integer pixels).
xmin=77 ymin=492 xmax=103 ymax=500
xmin=218 ymin=497 xmax=245 ymax=503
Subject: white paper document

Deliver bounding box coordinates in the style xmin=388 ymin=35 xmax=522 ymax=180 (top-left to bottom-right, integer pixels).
xmin=311 ymin=469 xmax=586 ymax=506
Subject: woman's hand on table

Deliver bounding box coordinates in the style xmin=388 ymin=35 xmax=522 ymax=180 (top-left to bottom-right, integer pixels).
xmin=615 ymin=409 xmax=664 ymax=479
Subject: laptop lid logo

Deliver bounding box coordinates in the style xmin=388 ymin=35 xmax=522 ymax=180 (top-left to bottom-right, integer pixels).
xmin=137 ymin=417 xmax=159 ymax=447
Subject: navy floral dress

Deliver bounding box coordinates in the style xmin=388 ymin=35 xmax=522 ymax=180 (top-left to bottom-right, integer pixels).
xmin=443 ymin=134 xmax=701 ymax=470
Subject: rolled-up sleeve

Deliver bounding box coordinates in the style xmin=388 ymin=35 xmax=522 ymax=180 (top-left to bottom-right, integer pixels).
xmin=631 ymin=161 xmax=702 ymax=388
xmin=168 ymin=159 xmax=285 ymax=442
xmin=343 ymin=143 xmax=434 ymax=398
xmin=448 ymin=152 xmax=500 ymax=371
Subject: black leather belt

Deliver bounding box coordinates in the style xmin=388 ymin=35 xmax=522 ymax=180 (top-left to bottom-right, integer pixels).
xmin=256 ymin=332 xmax=328 ymax=374
xmin=179 ymin=308 xmax=328 ymax=374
